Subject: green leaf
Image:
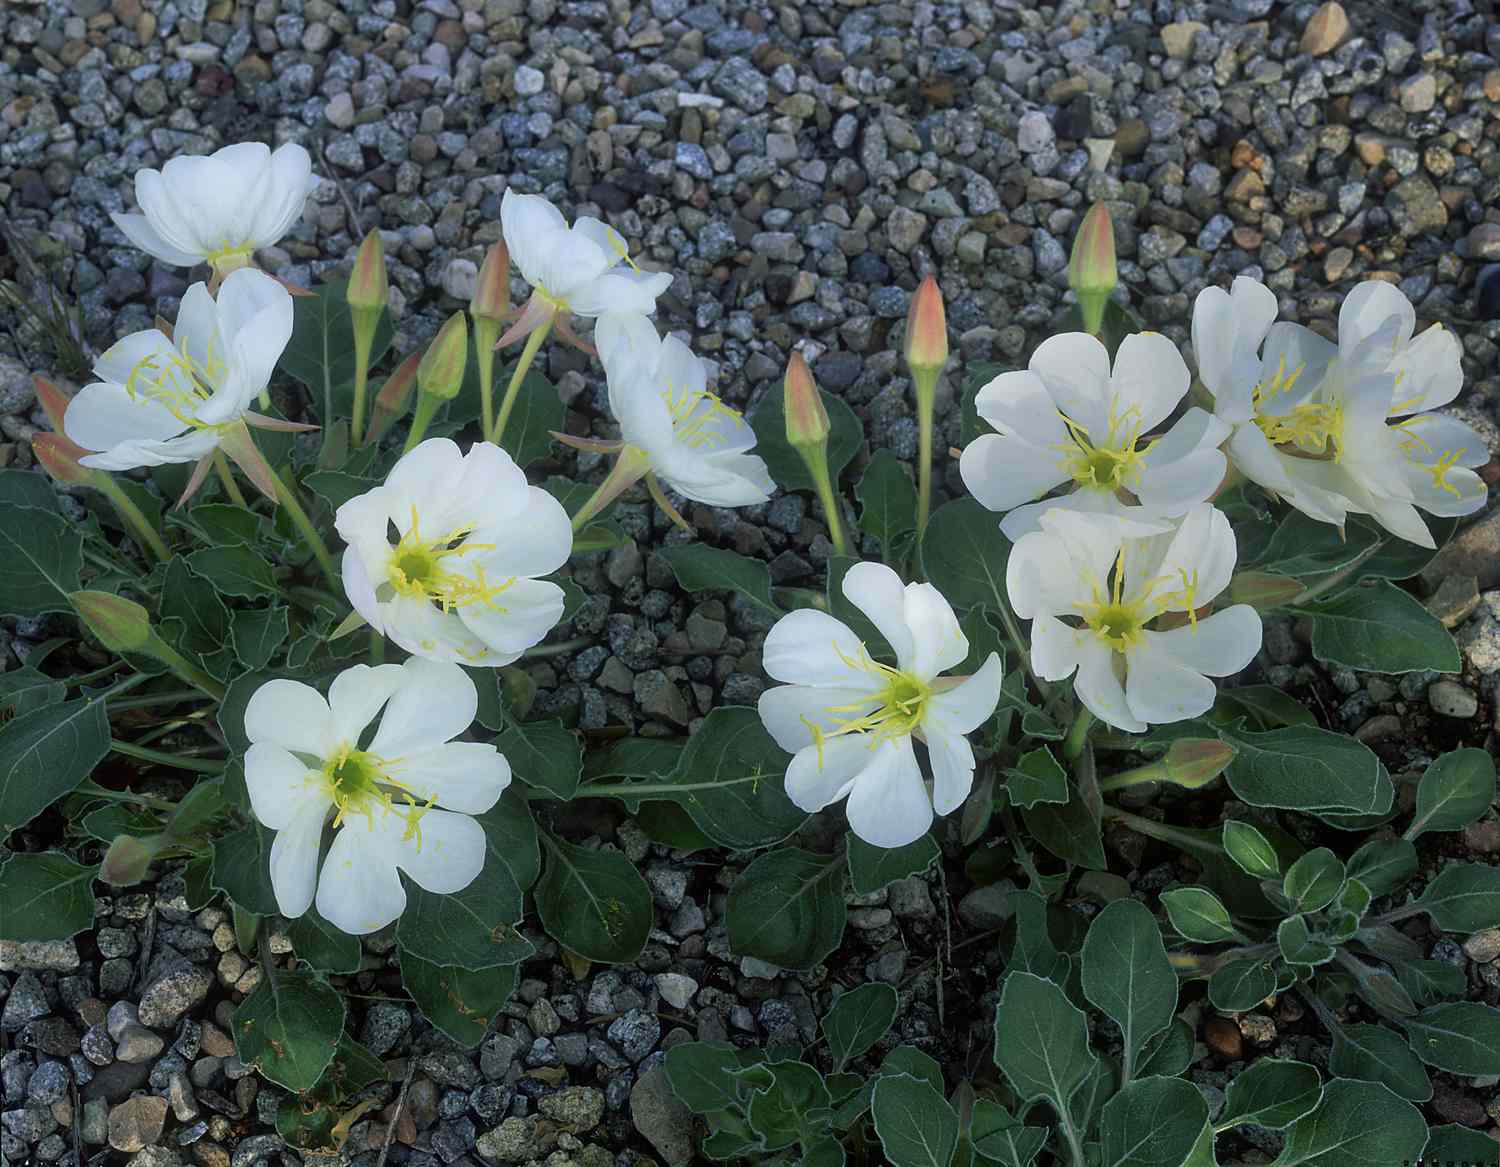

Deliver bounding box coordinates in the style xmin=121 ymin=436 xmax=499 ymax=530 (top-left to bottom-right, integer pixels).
xmin=634 ymin=801 xmax=714 ymax=853
xmin=878 ymin=1046 xmax=946 ymax=1095
xmin=232 ymin=967 xmax=347 ymax=1091
xmin=872 ymin=1074 xmax=960 ymax=1167
xmin=1422 ymin=1124 xmax=1500 ymax=1167
xmin=1208 ymin=957 xmax=1279 ymax=1013
xmin=803 ymin=1134 xmax=847 ymax=1167
xmin=303 ymin=470 xmax=377 ymax=512
xmin=286 ymin=908 xmax=362 ymax=975
xmin=1411 ymin=863 xmax=1500 ymax=932
xmin=1282 ymin=848 xmax=1345 ymax=913
xmin=726 ymin=847 xmax=846 ymax=971
xmin=159 ymin=556 xmax=231 ymax=659
xmin=401 ymin=949 xmax=517 ymax=1048
xmin=646 ymin=706 xmax=802 ymax=850
xmin=1277 ymin=916 xmax=1336 ymax=967
xmin=1272 ymin=1079 xmax=1427 ymax=1167
xmin=0 ymin=505 xmax=82 ymax=616
xmin=496 ymin=718 xmax=580 ymax=801
xmin=742 ymin=1060 xmax=831 ymax=1153
xmin=1099 ymin=1077 xmax=1208 ymax=1167
xmin=1345 ymin=837 xmax=1417 ymax=897
xmin=1213 ymin=685 xmax=1315 ymax=729
xmin=535 ymin=835 xmax=652 ymax=964
xmin=1391 ymin=957 xmax=1466 ymax=1004
xmin=0 ymin=468 xmax=60 ymax=511
xmin=969 ymin=1099 xmax=1048 ymax=1167
xmin=992 ymin=972 xmax=1097 ymax=1112
xmin=0 ymin=851 xmax=98 ymax=941
xmin=1222 ymin=725 xmax=1391 ymax=815
xmin=231 ymin=606 xmax=289 ymax=670
xmin=1218 ymin=1059 xmax=1322 ymax=1130
xmin=187 ymin=545 xmax=279 ymax=600
xmin=0 ymin=696 xmax=110 ymax=831
xmin=846 ymin=832 xmax=938 ymax=896
xmin=750 ymin=379 xmax=862 ymax=492
xmin=1252 ymin=511 xmax=1382 ymax=577
xmin=856 ymin=450 xmax=919 ymax=557
xmin=663 ymin=1041 xmax=744 ymax=1114
xmin=1081 ymin=899 xmax=1178 ymax=1075
xmin=479 ymin=787 xmax=540 ymax=891
xmin=174 ymin=502 xmax=265 ymax=546
xmin=1222 ymin=820 xmax=1281 ymax=878
xmin=1161 ymin=887 xmax=1237 ymax=943
xmin=280 ymin=277 xmax=394 ymax=423
xmin=1305 ymin=581 xmax=1459 ymax=673
xmin=920 ymin=497 xmax=1010 ymax=611
xmin=1407 ymin=748 xmax=1496 ymax=840
xmin=492 ymin=370 xmax=564 ymax=468
xmin=1005 ymin=747 xmax=1069 ymax=810
xmin=657 ymin=543 xmax=780 ymax=619
xmin=397 ymin=858 xmax=531 ymax=971
xmin=211 ymin=822 xmax=280 ymax=916
xmin=824 ymin=982 xmax=899 ymax=1072
xmin=1021 ymin=784 xmax=1105 ymax=869
xmin=0 ymin=668 xmax=66 ymax=720
xmin=1136 ymin=1019 xmax=1194 ymax=1080
xmin=1328 ymin=1024 xmax=1432 ymax=1102
xmin=1400 ymin=1002 xmax=1500 ymax=1075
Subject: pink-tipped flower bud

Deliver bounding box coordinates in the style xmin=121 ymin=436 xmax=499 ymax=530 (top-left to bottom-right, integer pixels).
xmin=33 ymin=433 xmax=94 ymax=486
xmin=1228 ymin=571 xmax=1303 ymax=611
xmin=347 ymin=229 xmax=388 ymax=316
xmin=783 ymin=351 xmax=830 ymax=451
xmin=100 ymin=834 xmax=165 ymax=888
xmin=1161 ymin=738 xmax=1236 ymax=789
xmin=905 ymin=274 xmax=949 ymax=376
xmin=471 ymin=240 xmax=511 ymax=323
xmin=34 ymin=376 xmax=73 ymax=433
xmin=417 ymin=311 xmax=469 ymax=402
xmin=367 ymin=350 xmax=421 ymax=444
xmin=1069 ymin=202 xmax=1118 ymax=335
xmin=71 ymin=590 xmax=154 ymax=654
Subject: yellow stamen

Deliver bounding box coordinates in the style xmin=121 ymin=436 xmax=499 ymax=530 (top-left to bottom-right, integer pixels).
xmin=1074 ymin=549 xmax=1202 ymax=652
xmin=320 ymin=745 xmax=436 ymax=847
xmin=386 ymin=504 xmax=516 ymax=614
xmin=1052 ymin=403 xmax=1158 ymax=493
xmin=122 ymin=334 xmax=230 ymax=430
xmin=799 ymin=643 xmax=932 ymax=769
xmin=1422 ymin=448 xmax=1465 ymax=498
xmin=663 ymin=379 xmax=744 ymax=450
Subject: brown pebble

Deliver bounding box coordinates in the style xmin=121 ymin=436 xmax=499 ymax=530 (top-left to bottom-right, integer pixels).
xmin=1301 ymin=2 xmax=1351 ymax=57
xmin=1205 ymin=1016 xmax=1243 ymax=1059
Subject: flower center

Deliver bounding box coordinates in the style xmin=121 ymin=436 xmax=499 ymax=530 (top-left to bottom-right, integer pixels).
xmin=799 ymin=646 xmax=932 ymax=769
xmin=1254 ymin=400 xmax=1344 ymax=460
xmin=1075 ymin=549 xmax=1200 ymax=653
xmin=123 ymin=339 xmax=226 ymax=429
xmin=1055 ymin=406 xmax=1156 ymax=493
xmin=662 ymin=381 xmax=744 ymax=450
xmin=385 ymin=505 xmax=516 ymax=614
xmin=320 ymin=744 xmax=435 ymax=844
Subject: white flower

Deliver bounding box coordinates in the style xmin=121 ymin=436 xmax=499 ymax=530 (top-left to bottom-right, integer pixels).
xmin=1193 ymin=277 xmax=1488 ymax=548
xmin=335 ymin=438 xmax=572 ymax=665
xmin=112 ymin=142 xmax=315 ymax=276
xmin=63 ymin=268 xmax=293 ymax=473
xmin=756 ymin=562 xmax=1002 ymax=849
xmin=498 ymin=190 xmax=672 ymax=347
xmin=1006 ymin=504 xmax=1262 ymax=733
xmin=959 ymin=331 xmax=1230 ymax=540
xmin=244 ymin=658 xmax=509 ymax=935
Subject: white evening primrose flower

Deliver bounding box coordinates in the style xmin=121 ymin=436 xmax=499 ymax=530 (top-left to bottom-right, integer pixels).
xmin=244 ymin=658 xmax=509 ymax=935
xmin=1193 ymin=278 xmax=1488 ymax=548
xmin=335 ymin=438 xmax=572 ymax=665
xmin=1006 ymin=504 xmax=1262 ymax=733
xmin=755 ymin=562 xmax=1002 ymax=849
xmin=111 ymin=142 xmax=315 ymax=280
xmin=959 ymin=331 xmax=1230 ymax=540
xmin=63 ymin=269 xmax=297 ymax=500
xmin=497 ymin=190 xmax=672 ymax=348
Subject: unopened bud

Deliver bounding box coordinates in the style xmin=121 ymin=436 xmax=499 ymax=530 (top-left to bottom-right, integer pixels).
xmin=904 ymin=274 xmax=948 ymax=375
xmin=100 ymin=834 xmax=165 ymax=887
xmin=783 ymin=351 xmax=829 ymax=451
xmin=1161 ymin=738 xmax=1236 ymax=789
xmin=347 ymin=229 xmax=389 ymax=316
xmin=71 ymin=590 xmax=154 ymax=653
xmin=471 ymin=240 xmax=511 ymax=323
xmin=367 ymin=350 xmax=421 ymax=444
xmin=1069 ymin=202 xmax=1118 ymax=336
xmin=417 ymin=311 xmax=469 ymax=402
xmin=1228 ymin=571 xmax=1302 ymax=611
xmin=33 ymin=433 xmax=94 ymax=486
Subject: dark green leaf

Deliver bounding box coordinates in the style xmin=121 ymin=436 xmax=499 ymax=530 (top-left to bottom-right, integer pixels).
xmin=174 ymin=502 xmax=265 ymax=546
xmin=1390 ymin=958 xmax=1466 ymax=1004
xmin=1328 ymin=1024 xmax=1432 ymax=1102
xmin=1222 ymin=725 xmax=1390 ymax=815
xmin=1081 ymin=900 xmax=1177 ymax=1074
xmin=750 ymin=380 xmax=862 ymax=492
xmin=1412 ymin=863 xmax=1500 ymax=933
xmin=1400 ymin=1002 xmax=1500 ymax=1075
xmin=920 ymin=497 xmax=1011 ymax=611
xmin=857 ymin=450 xmax=919 ymax=557
xmin=535 ymin=835 xmax=652 ymax=964
xmin=657 ymin=543 xmax=780 ymax=618
xmin=846 ymin=832 xmax=938 ymax=896
xmin=491 ymin=370 xmax=564 ymax=468
xmin=211 ymin=821 xmax=280 ymax=916
xmin=160 ymin=557 xmax=231 ymax=659
xmin=496 ymin=718 xmax=580 ymax=801
xmin=1022 ymin=784 xmax=1105 ymax=869
xmin=991 ymin=972 xmax=1096 ymax=1111
xmin=1421 ymin=1124 xmax=1500 ymax=1167
xmin=1407 ymin=748 xmax=1496 ymax=840
xmin=286 ymin=907 xmax=362 ymax=975
xmin=634 ymin=801 xmax=714 ymax=853
xmin=303 ymin=470 xmax=377 ymax=512
xmin=1282 ymin=848 xmax=1345 ymax=913
xmin=742 ymin=1060 xmax=830 ymax=1153
xmin=0 ymin=505 xmax=81 ymax=616
xmin=0 ymin=469 xmax=60 ymax=511
xmin=1222 ymin=820 xmax=1281 ymax=878
xmin=1274 ymin=1079 xmax=1427 ymax=1167
xmin=1305 ymin=581 xmax=1459 ymax=673
xmin=824 ymin=982 xmax=899 ymax=1072
xmin=1251 ymin=510 xmax=1382 ymax=577
xmin=663 ymin=1041 xmax=744 ymax=1114
xmin=401 ymin=949 xmax=517 ymax=1047
xmin=1213 ymin=685 xmax=1315 ymax=729
xmin=1136 ymin=1019 xmax=1194 ymax=1080
xmin=398 ymin=857 xmax=532 ymax=971
xmin=726 ymin=847 xmax=846 ymax=971
xmin=1005 ymin=747 xmax=1069 ymax=810
xmin=0 ymin=851 xmax=98 ymax=941
xmin=233 ymin=967 xmax=346 ymax=1091
xmin=187 ymin=545 xmax=279 ymax=600
xmin=231 ymin=606 xmax=289 ymax=671
xmin=1161 ymin=887 xmax=1237 ymax=943
xmin=1098 ymin=1077 xmax=1208 ymax=1167
xmin=280 ymin=277 xmax=394 ymax=422
xmin=872 ymin=1074 xmax=960 ymax=1167
xmin=0 ymin=668 xmax=66 ymax=721
xmin=1208 ymin=957 xmax=1279 ymax=1013
xmin=1278 ymin=916 xmax=1336 ymax=967
xmin=0 ymin=696 xmax=110 ymax=831
xmin=1345 ymin=837 xmax=1417 ymax=897
xmin=969 ymin=1099 xmax=1048 ymax=1167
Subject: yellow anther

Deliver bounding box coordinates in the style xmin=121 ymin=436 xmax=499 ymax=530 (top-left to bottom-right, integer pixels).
xmin=662 ymin=378 xmax=744 ymax=450
xmin=1423 ymin=448 xmax=1465 ymax=498
xmin=387 ymin=505 xmax=515 ymax=614
xmin=1075 ymin=550 xmax=1202 ymax=651
xmin=1052 ymin=404 xmax=1158 ymax=494
xmin=800 ymin=640 xmax=933 ymax=770
xmin=321 ymin=745 xmax=436 ymax=849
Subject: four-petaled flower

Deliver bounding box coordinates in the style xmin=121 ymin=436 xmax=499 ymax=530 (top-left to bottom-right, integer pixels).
xmin=336 ymin=438 xmax=572 ymax=665
xmin=1006 ymin=504 xmax=1262 ymax=733
xmin=111 ymin=142 xmax=315 ymax=281
xmin=756 ymin=562 xmax=1002 ymax=848
xmin=244 ymin=658 xmax=510 ymax=935
xmin=960 ymin=331 xmax=1230 ymax=540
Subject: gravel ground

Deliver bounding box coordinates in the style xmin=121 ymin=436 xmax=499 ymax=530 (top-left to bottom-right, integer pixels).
xmin=3 ymin=0 xmax=1500 ymax=1164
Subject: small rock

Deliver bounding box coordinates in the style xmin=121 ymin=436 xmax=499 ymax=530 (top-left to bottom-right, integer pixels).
xmin=1162 ymin=21 xmax=1206 ymax=59
xmin=957 ymin=882 xmax=1016 ymax=930
xmin=1204 ymin=1016 xmax=1243 ymax=1059
xmin=108 ymin=1095 xmax=168 ymax=1153
xmin=442 ymin=258 xmax=478 ymax=301
xmin=513 ymin=65 xmax=544 ymax=95
xmin=537 ymin=1086 xmax=604 ymax=1133
xmin=606 ymin=1008 xmax=660 ymax=1063
xmin=630 ymin=1065 xmax=694 ymax=1167
xmin=1301 ymin=2 xmax=1350 ymax=56
xmin=0 ymin=940 xmax=79 ymax=973
xmin=114 ymin=1024 xmax=165 ymax=1065
xmin=1469 ymin=224 xmax=1500 ymax=261
xmin=1426 ymin=575 xmax=1481 ymax=628
xmin=1397 ymin=73 xmax=1436 ymax=113
xmin=1238 ymin=1014 xmax=1277 ymax=1045
xmin=1427 ymin=680 xmax=1478 ymax=719
xmin=1462 ymin=928 xmax=1500 ymax=964
xmin=654 ymin=973 xmax=698 ymax=1010
xmin=324 ymin=91 xmax=354 ymax=129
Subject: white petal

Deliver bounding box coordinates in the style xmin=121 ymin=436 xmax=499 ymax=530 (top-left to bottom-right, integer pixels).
xmin=78 ymin=430 xmax=219 ymax=471
xmin=1191 ymin=278 xmax=1278 ymax=418
xmin=389 ymin=743 xmax=511 ymax=814
xmin=1142 ymin=406 xmax=1231 ymax=467
xmin=844 ymin=736 xmax=933 ymax=850
xmin=1339 ymin=280 xmax=1414 ymax=352
xmin=384 ymin=438 xmax=469 ymax=534
xmin=269 ymin=798 xmax=331 ymax=919
xmin=340 ymin=546 xmax=384 ymax=633
xmin=111 ymin=212 xmax=202 ymax=267
xmin=468 ymin=488 xmax=573 ymax=578
xmin=1134 ymin=447 xmax=1226 ymax=515
xmin=1361 ymin=496 xmax=1435 ymax=549
xmin=314 ymin=826 xmax=407 ymax=935
xmin=64 ymin=381 xmax=185 ymax=451
xmin=841 ymin=562 xmax=916 ymax=667
xmin=1006 ymin=529 xmax=1072 ymax=620
xmin=762 ymin=609 xmax=878 ymax=688
xmin=595 ymin=312 xmax=662 ymax=369
xmin=247 ymin=142 xmax=314 ymax=245
xmin=1395 ymin=415 xmax=1490 ymax=469
xmin=455 ymin=577 xmax=566 ymax=659
xmin=926 ymin=653 xmax=1003 ymax=735
xmin=244 ymin=742 xmax=323 ymax=830
xmin=568 ymin=269 xmax=673 ymax=318
xmin=758 ymin=685 xmax=880 ymax=754
xmin=501 ymin=190 xmax=570 ymax=287
xmin=369 ymin=658 xmax=478 ymax=756
xmin=376 ymin=807 xmax=488 ymax=894
xmin=327 ymin=663 xmax=407 ymax=745
xmin=385 ymin=593 xmax=497 ymax=664
xmin=972 ymin=370 xmax=1069 ymax=449
xmin=1139 ymin=503 xmax=1238 ymax=609
xmin=959 ymin=433 xmax=1071 ymax=514
xmin=783 ymin=734 xmax=875 ymax=813
xmin=901 ymin=581 xmax=968 ymax=680
xmin=1109 ymin=331 xmax=1190 ymax=435
xmin=1031 ymin=613 xmax=1085 ymax=681
xmin=1146 ymin=605 xmax=1262 ymax=677
xmin=1029 ymin=332 xmax=1114 ymax=437
xmin=1389 ymin=324 xmax=1462 ymax=414
xmin=453 ymin=440 xmax=530 ymax=518
xmin=655 ymin=451 xmax=773 ymax=507
xmin=216 ymin=269 xmax=295 ymax=411
xmin=1403 ymin=463 xmax=1487 ymax=519
xmin=244 ymin=678 xmax=337 ymax=757
xmin=1123 ymin=636 xmax=1217 ymax=726
xmin=1257 ymin=323 xmax=1336 ymax=415
xmin=529 ymin=229 xmax=612 ymax=302
xmin=1074 ymin=639 xmax=1143 ymax=733
xmin=607 ymin=361 xmax=676 ymax=451
xmin=923 ymin=724 xmax=975 ymax=816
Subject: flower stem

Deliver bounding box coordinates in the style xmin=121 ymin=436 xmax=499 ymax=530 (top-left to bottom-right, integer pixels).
xmin=807 ymin=454 xmax=850 ymax=556
xmin=76 ymin=781 xmax=181 ymax=813
xmin=1102 ymin=804 xmax=1226 ymax=857
xmin=913 ymin=368 xmax=938 ymax=537
xmin=403 ymin=391 xmax=442 ymax=454
xmin=272 ymin=468 xmax=340 ymax=589
xmin=350 ymin=323 xmax=375 ymax=447
xmin=93 ymin=474 xmax=170 ymax=563
xmin=146 ymin=635 xmax=227 ymax=701
xmin=1063 ymin=707 xmax=1095 ymax=761
xmin=493 ymin=319 xmax=552 ymax=449
xmin=110 ymin=739 xmax=225 ymax=774
xmin=473 ymin=317 xmax=500 ymax=443
xmin=1289 ymin=538 xmax=1387 ymax=606
xmin=212 ymin=450 xmax=248 ymax=508
xmin=1097 ymin=760 xmax=1171 ymax=793
xmin=571 ymin=447 xmax=651 ymax=532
